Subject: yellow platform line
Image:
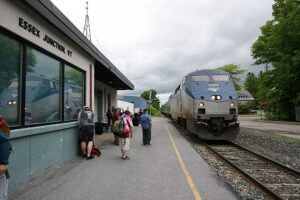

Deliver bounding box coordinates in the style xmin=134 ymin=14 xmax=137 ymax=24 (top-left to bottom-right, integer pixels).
xmin=165 ymin=123 xmax=202 ymax=200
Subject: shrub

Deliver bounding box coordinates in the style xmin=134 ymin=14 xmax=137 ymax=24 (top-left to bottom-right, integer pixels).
xmin=238 ymin=103 xmax=252 ymax=114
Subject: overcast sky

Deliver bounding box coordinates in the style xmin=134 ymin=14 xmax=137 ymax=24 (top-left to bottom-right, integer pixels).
xmin=50 ymin=0 xmax=274 ymax=103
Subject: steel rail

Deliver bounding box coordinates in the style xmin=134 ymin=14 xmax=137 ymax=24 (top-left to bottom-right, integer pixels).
xmin=230 ymin=142 xmax=300 ymax=178
xmin=203 ymin=142 xmax=295 ymax=200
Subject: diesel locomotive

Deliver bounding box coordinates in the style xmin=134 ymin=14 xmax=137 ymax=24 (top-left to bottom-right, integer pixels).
xmin=162 ymin=69 xmax=239 ymax=140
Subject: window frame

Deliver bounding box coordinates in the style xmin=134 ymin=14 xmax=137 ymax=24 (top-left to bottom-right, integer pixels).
xmin=0 ymin=28 xmax=86 ymax=129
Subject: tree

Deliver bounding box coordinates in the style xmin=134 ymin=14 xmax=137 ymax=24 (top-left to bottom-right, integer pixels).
xmin=251 ymin=0 xmax=300 ymax=120
xmin=216 ymin=64 xmax=246 ymax=91
xmin=141 ymin=89 xmax=160 ymax=110
xmin=244 ymin=72 xmax=258 ymax=98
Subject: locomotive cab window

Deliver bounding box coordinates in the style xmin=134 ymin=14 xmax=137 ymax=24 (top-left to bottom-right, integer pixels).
xmin=212 ymin=75 xmax=230 ymax=81
xmin=192 ymin=75 xmax=210 ymax=82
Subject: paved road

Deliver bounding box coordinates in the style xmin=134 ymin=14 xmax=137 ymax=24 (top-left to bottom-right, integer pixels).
xmin=10 ymin=117 xmax=237 ymax=200
xmin=239 ymin=115 xmax=300 ymax=139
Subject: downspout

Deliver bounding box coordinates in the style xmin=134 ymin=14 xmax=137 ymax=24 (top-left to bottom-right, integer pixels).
xmin=90 ymin=64 xmax=93 ymax=111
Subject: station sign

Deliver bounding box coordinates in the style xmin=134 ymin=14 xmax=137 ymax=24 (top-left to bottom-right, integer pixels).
xmin=18 ymin=17 xmax=73 ymax=57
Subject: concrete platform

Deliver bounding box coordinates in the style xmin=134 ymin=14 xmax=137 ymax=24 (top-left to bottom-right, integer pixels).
xmin=10 ymin=117 xmax=238 ymax=200
xmin=239 ymin=115 xmax=300 ymax=139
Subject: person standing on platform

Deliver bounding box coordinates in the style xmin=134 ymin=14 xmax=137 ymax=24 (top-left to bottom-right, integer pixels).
xmin=112 ymin=108 xmax=121 ymax=145
xmin=0 ymin=115 xmax=11 ymax=200
xmin=120 ymin=110 xmax=133 ymax=160
xmin=78 ymin=106 xmax=95 ymax=160
xmin=106 ymin=109 xmax=113 ymax=132
xmin=140 ymin=109 xmax=152 ymax=146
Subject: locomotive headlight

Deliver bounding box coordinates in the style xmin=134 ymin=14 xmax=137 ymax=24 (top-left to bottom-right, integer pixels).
xmin=7 ymin=100 xmax=16 ymax=105
xmin=211 ymin=96 xmax=216 ymax=100
xmin=230 ymin=102 xmax=235 ymax=107
xmin=199 ymin=102 xmax=204 ymax=107
xmin=216 ymin=95 xmax=222 ymax=100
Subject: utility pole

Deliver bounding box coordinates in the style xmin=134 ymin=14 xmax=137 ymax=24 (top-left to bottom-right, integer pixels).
xmin=149 ymin=91 xmax=152 ymax=115
xmin=83 ymin=1 xmax=91 ymax=41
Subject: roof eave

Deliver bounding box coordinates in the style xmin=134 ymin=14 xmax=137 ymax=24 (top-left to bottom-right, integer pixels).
xmin=19 ymin=0 xmax=134 ymax=90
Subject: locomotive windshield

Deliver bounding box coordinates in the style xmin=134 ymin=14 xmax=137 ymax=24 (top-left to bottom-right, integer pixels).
xmin=192 ymin=75 xmax=210 ymax=82
xmin=212 ymin=75 xmax=230 ymax=81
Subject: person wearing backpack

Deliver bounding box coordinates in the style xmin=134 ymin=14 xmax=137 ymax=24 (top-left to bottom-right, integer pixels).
xmin=0 ymin=115 xmax=11 ymax=200
xmin=120 ymin=110 xmax=133 ymax=160
xmin=78 ymin=106 xmax=95 ymax=160
xmin=112 ymin=108 xmax=121 ymax=145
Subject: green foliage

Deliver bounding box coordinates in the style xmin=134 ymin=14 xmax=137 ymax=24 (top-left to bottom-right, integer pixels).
xmin=146 ymin=104 xmax=160 ymax=117
xmin=251 ymin=0 xmax=300 ymax=120
xmin=216 ymin=64 xmax=246 ymax=90
xmin=238 ymin=103 xmax=253 ymax=114
xmin=141 ymin=89 xmax=160 ymax=110
xmin=244 ymin=72 xmax=259 ymax=98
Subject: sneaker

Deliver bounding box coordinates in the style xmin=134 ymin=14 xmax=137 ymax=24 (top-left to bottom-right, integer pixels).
xmin=87 ymin=155 xmax=95 ymax=160
xmin=124 ymin=156 xmax=130 ymax=160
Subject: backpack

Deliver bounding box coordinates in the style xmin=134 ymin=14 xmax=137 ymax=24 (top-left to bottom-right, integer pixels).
xmin=112 ymin=119 xmax=124 ymax=137
xmin=80 ymin=110 xmax=94 ymax=125
xmin=91 ymin=147 xmax=101 ymax=157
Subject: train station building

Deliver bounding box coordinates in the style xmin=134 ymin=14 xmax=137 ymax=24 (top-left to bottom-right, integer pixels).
xmin=0 ymin=0 xmax=133 ymax=190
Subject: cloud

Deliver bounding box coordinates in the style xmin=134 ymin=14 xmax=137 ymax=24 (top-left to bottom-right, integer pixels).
xmin=51 ymin=0 xmax=274 ymax=97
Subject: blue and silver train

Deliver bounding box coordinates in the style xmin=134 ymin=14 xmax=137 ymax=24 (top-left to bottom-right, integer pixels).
xmin=163 ymin=69 xmax=239 ymax=140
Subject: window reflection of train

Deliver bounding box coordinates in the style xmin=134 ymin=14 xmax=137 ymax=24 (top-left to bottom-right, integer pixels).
xmin=0 ymin=73 xmax=82 ymax=124
xmin=161 ymin=69 xmax=239 ymax=140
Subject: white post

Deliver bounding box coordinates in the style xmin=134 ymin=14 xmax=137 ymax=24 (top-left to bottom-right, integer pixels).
xmin=149 ymin=91 xmax=152 ymax=115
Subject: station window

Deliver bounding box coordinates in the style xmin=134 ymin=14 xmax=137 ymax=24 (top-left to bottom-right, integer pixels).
xmin=64 ymin=65 xmax=84 ymax=121
xmin=0 ymin=30 xmax=86 ymax=127
xmin=0 ymin=32 xmax=21 ymax=126
xmin=25 ymin=47 xmax=61 ymax=124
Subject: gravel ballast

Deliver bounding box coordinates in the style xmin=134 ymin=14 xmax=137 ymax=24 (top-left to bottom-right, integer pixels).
xmin=178 ymin=125 xmax=300 ymax=200
xmin=233 ymin=127 xmax=300 ymax=172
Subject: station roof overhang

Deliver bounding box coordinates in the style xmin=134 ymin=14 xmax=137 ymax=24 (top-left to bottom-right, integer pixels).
xmin=19 ymin=0 xmax=134 ymax=90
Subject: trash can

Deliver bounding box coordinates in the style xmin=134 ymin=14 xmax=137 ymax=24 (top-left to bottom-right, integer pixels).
xmin=95 ymin=122 xmax=103 ymax=135
xmin=133 ymin=117 xmax=139 ymax=126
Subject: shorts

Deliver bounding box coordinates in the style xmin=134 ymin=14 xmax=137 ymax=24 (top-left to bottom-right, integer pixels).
xmin=120 ymin=138 xmax=130 ymax=151
xmin=0 ymin=173 xmax=8 ymax=200
xmin=79 ymin=125 xmax=94 ymax=142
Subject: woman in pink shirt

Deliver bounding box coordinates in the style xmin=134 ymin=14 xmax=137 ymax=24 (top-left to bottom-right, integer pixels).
xmin=120 ymin=110 xmax=133 ymax=160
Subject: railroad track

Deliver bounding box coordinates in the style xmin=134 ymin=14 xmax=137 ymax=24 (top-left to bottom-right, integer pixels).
xmin=203 ymin=141 xmax=300 ymax=200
